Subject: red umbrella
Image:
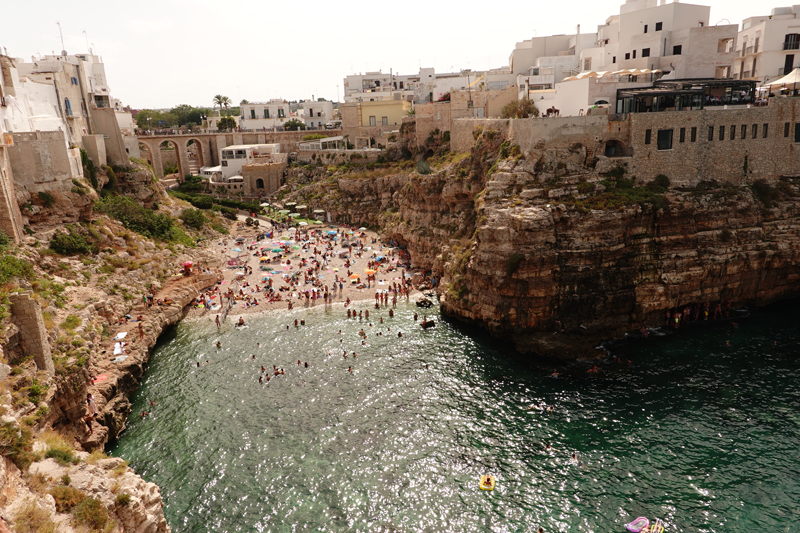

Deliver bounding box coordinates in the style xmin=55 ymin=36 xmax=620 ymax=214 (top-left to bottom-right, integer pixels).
xmin=183 ymin=261 xmax=193 ymax=267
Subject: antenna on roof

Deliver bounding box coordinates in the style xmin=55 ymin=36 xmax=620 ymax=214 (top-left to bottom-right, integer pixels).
xmin=56 ymin=21 xmax=67 ymax=56
xmin=82 ymin=30 xmax=90 ymax=52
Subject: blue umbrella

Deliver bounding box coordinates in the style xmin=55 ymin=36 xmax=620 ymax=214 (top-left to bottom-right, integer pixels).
xmin=232 ymin=248 xmax=242 ymax=252
xmin=327 ymin=231 xmax=338 ymax=235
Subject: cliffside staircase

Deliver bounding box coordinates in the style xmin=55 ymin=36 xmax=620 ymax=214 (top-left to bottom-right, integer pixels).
xmin=187 ymin=159 xmax=200 ymax=176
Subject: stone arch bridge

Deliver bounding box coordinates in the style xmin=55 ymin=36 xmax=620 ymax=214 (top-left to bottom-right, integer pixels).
xmin=136 ymin=130 xmax=341 ymax=180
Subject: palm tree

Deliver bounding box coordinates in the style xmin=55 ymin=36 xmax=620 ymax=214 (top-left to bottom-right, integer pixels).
xmin=213 ymin=95 xmax=230 ymax=115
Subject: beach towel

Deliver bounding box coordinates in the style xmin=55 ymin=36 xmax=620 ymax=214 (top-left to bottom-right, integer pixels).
xmin=111 ymin=356 xmax=128 ymax=364
xmin=113 ymin=332 xmax=128 ymax=341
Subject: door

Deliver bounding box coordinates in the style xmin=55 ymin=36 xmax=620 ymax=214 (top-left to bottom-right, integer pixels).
xmin=785 ymin=54 xmax=794 ymax=75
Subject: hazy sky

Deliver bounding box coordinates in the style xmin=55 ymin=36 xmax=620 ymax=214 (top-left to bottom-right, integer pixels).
xmin=1 ymin=0 xmax=765 ymax=109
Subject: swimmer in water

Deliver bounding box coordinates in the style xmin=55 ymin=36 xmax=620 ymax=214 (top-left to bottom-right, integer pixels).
xmin=297 ymin=360 xmax=301 ymax=365
xmin=398 ymin=331 xmax=402 ymax=337
xmin=347 ymin=366 xmax=352 ymax=373
xmin=216 ymin=341 xmax=221 ymax=349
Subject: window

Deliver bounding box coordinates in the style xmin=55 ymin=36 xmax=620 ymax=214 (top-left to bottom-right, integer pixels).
xmin=657 ymin=129 xmax=673 ymax=150
xmin=795 ymin=123 xmax=800 ymax=143
xmin=785 ymin=34 xmax=800 ymax=50
xmin=250 ymin=109 xmax=256 ymax=119
xmin=644 ymin=129 xmax=652 ymax=144
xmin=278 ymin=108 xmax=285 ymax=118
xmin=752 ymin=124 xmax=758 ymax=139
xmin=785 ymin=122 xmax=791 ymax=137
xmin=741 ymin=125 xmax=747 ymax=139
xmin=691 ymin=127 xmax=697 ymax=142
xmin=221 ymin=160 xmax=228 ymax=167
xmin=763 ymin=124 xmax=769 ymax=138
xmin=644 ymin=24 xmax=648 ymax=33
xmin=719 ymin=126 xmax=725 ymax=141
xmin=730 ymin=125 xmax=736 ymax=140
xmin=369 ymin=116 xmax=376 ymax=126
xmin=633 ymin=50 xmax=637 ymax=59
xmin=680 ymin=127 xmax=686 ymax=142
xmin=708 ymin=126 xmax=714 ymax=141
xmin=64 ymin=98 xmax=72 ymax=116
xmin=613 ymin=56 xmax=616 ymax=63
xmin=673 ymin=45 xmax=682 ymax=55
xmin=381 ymin=116 xmax=388 ymax=126
xmin=264 ymin=109 xmax=269 ymax=119
xmin=642 ymin=48 xmax=650 ymax=58
xmin=656 ymin=22 xmax=663 ymax=31
xmin=625 ymin=53 xmax=631 ymax=60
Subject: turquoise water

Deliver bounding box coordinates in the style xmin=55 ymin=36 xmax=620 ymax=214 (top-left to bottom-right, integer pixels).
xmin=109 ymin=300 xmax=800 ymax=532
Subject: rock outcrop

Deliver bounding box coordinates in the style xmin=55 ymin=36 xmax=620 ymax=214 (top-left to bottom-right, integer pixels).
xmin=283 ymin=126 xmax=800 ymax=357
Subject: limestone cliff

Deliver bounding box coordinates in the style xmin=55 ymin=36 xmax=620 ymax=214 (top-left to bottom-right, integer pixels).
xmin=283 ymin=123 xmax=800 ymax=357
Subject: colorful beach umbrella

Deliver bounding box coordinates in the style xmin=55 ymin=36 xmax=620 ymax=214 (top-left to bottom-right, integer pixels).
xmin=349 ymin=274 xmax=360 ymax=279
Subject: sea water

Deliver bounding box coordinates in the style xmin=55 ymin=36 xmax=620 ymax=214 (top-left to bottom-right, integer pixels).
xmin=109 ymin=300 xmax=800 ymax=532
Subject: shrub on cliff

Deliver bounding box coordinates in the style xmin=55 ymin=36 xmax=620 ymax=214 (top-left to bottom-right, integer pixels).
xmin=95 ymin=195 xmax=174 ymax=240
xmin=180 ymin=208 xmax=206 ymax=230
xmin=13 ymin=500 xmax=57 ymax=533
xmin=72 ymin=497 xmax=110 ymax=531
xmin=0 ymin=422 xmax=34 ymax=470
xmin=50 ymin=229 xmax=92 ymax=256
xmin=49 ymin=486 xmax=87 ymax=513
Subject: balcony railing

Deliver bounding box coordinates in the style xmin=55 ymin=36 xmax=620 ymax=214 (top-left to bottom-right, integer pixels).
xmin=742 ymin=70 xmax=751 ymax=78
xmin=783 ymin=41 xmax=800 ymax=50
xmin=745 ymin=46 xmax=754 ymax=55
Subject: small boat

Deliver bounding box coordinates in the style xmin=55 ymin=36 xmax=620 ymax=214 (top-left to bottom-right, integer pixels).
xmin=479 ymin=475 xmax=495 ymax=491
xmin=421 ymin=319 xmax=436 ymax=329
xmin=625 ymin=517 xmax=649 ymax=532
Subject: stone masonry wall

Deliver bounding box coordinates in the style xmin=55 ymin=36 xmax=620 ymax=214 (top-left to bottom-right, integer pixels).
xmin=628 ymin=98 xmax=800 ymax=185
xmin=10 ymin=292 xmax=54 ymax=374
xmin=296 ymin=150 xmax=383 ymax=165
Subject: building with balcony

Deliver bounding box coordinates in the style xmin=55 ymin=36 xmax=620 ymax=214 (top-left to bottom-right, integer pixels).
xmin=239 ymin=100 xmax=292 ymax=130
xmin=576 ymin=0 xmax=736 ymax=80
xmin=343 ymin=68 xmax=515 ymax=104
xmin=216 ymin=144 xmax=282 ymax=180
xmin=733 ymin=6 xmax=800 ymax=81
xmin=301 ymin=100 xmax=334 ymax=129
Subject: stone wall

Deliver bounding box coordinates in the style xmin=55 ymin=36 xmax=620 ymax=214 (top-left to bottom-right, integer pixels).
xmin=296 ymin=149 xmax=383 ymax=165
xmin=7 ymin=131 xmax=83 ymax=202
xmin=90 ymin=106 xmax=128 ymax=166
xmin=0 ymin=144 xmax=24 ymax=242
xmin=242 ymin=161 xmax=286 ymax=196
xmin=415 ymin=102 xmax=453 ymax=150
xmin=628 ymin=98 xmax=800 ymax=185
xmin=9 ymin=292 xmax=53 ymax=374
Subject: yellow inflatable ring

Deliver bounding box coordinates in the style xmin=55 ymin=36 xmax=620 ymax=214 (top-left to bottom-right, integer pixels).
xmin=479 ymin=475 xmax=495 ymax=491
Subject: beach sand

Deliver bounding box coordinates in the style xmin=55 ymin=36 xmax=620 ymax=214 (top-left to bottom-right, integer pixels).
xmin=186 ymin=220 xmax=432 ymax=323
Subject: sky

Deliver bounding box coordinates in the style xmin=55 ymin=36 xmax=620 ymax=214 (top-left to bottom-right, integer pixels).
xmin=0 ymin=0 xmax=766 ymax=110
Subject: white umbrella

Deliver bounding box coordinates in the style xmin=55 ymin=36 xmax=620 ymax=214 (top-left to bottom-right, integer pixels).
xmin=765 ymin=68 xmax=800 ymax=86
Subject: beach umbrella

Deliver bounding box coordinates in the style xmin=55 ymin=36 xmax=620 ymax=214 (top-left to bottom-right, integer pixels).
xmin=359 ymin=227 xmax=368 ymax=231
xmin=232 ymin=248 xmax=242 ymax=252
xmin=365 ymin=269 xmax=376 ymax=275
xmin=183 ymin=261 xmax=193 ymax=267
xmin=260 ymin=202 xmax=270 ymax=207
xmin=272 ymin=248 xmax=283 ymax=252
xmin=291 ymin=245 xmax=301 ymax=249
xmin=298 ymin=221 xmax=308 ymax=226
xmin=314 ymin=220 xmax=323 ymax=224
xmin=259 ymin=257 xmax=269 ymax=262
xmin=288 ymin=213 xmax=300 ymax=217
xmin=327 ymin=231 xmax=337 ymax=235
xmin=349 ymin=273 xmax=360 ymax=279
xmin=348 ymin=231 xmax=355 ymax=235
xmin=278 ymin=209 xmax=290 ymax=214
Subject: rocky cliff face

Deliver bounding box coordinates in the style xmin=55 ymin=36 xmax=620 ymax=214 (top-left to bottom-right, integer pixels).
xmin=284 ymin=123 xmax=800 ymax=357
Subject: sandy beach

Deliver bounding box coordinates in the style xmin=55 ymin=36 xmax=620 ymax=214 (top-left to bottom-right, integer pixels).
xmin=186 ymin=219 xmax=435 ymax=323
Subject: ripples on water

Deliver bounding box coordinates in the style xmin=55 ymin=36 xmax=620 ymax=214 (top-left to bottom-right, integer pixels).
xmin=109 ymin=301 xmax=800 ymax=532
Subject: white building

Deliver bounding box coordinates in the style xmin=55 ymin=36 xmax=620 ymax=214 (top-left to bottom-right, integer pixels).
xmin=511 ymin=32 xmax=598 ymax=96
xmin=239 ymin=100 xmax=291 ymax=130
xmin=578 ymin=0 xmax=736 ymax=79
xmin=216 ymin=144 xmax=281 ymax=180
xmin=343 ymin=67 xmax=516 ymax=104
xmin=301 ymin=100 xmax=334 ymax=129
xmin=734 ymin=6 xmax=800 ymax=81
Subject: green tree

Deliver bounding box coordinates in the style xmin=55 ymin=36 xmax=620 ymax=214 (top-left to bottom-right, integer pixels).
xmin=240 ymin=99 xmax=249 ymax=105
xmin=501 ymin=98 xmax=540 ymax=119
xmin=217 ymin=116 xmax=237 ymax=131
xmin=283 ymin=119 xmax=306 ymax=131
